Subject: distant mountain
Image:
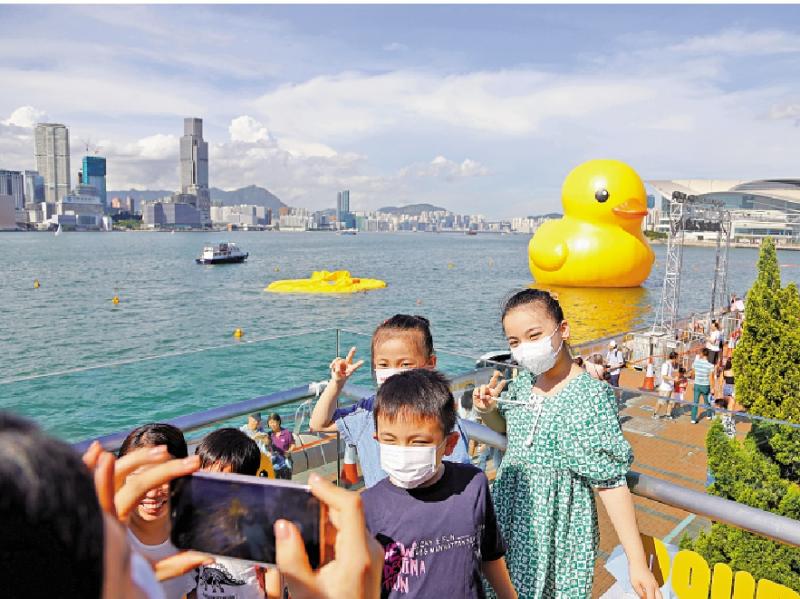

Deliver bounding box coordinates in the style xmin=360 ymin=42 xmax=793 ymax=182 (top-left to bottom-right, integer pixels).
xmin=378 ymin=203 xmax=448 ymax=216
xmin=529 ymin=212 xmax=562 ymax=220
xmin=108 ymin=185 xmax=286 ymax=212
xmin=210 ymin=185 xmax=285 ymax=210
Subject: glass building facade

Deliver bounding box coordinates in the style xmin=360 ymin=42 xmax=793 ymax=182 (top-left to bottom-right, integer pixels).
xmin=82 ymin=156 xmax=107 ymax=210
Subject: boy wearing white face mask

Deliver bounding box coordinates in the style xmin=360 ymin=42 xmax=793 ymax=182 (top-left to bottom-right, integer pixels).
xmin=362 ymin=368 xmax=516 ymax=599
xmin=308 ymin=314 xmax=472 ymax=488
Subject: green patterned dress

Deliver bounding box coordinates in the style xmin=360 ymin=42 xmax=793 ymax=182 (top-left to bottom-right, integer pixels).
xmin=489 ymin=371 xmax=633 ymax=598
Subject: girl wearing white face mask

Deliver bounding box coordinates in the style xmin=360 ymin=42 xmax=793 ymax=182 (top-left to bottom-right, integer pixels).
xmin=474 ymin=289 xmax=661 ymax=599
xmin=308 ymin=314 xmax=473 ymax=488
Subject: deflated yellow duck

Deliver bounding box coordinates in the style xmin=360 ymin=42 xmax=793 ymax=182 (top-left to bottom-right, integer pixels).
xmin=529 ymin=159 xmax=654 ymax=288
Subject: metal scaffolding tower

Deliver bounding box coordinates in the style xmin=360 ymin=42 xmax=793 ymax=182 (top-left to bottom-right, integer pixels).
xmin=710 ymin=204 xmax=732 ymax=316
xmin=651 ymin=194 xmax=685 ymax=335
xmin=651 ymin=193 xmax=732 ymax=336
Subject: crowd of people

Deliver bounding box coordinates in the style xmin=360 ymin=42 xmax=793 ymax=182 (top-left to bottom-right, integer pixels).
xmin=2 ymin=289 xmax=668 ymax=599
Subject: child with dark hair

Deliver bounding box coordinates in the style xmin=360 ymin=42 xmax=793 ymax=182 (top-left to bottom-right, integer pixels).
xmin=363 ymin=369 xmax=516 ymax=599
xmin=119 ymin=423 xmax=194 ymax=599
xmin=474 ymin=289 xmax=660 ymax=599
xmin=195 ymin=427 xmax=261 ymax=475
xmin=194 ymin=428 xmax=265 ymax=599
xmin=309 ymin=314 xmax=471 ymax=488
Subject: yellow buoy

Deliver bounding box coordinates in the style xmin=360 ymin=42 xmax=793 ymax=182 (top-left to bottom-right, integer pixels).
xmin=274 ymin=266 xmax=280 ymax=272
xmin=265 ymin=270 xmax=386 ymax=294
xmin=112 ymin=295 xmax=120 ymax=305
xmin=33 ymin=279 xmax=40 ymax=289
xmin=447 ymin=262 xmax=455 ymax=269
xmin=233 ymin=328 xmax=244 ymax=338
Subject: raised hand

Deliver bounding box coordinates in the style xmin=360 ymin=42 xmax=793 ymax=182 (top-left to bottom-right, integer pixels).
xmin=82 ymin=441 xmax=214 ymax=580
xmin=329 ymin=347 xmax=365 ymax=384
xmin=473 ymin=370 xmax=508 ymax=412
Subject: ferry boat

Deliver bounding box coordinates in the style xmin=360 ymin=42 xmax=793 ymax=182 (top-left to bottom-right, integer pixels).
xmin=337 ymin=229 xmax=358 ymax=236
xmin=195 ymin=242 xmax=249 ymax=264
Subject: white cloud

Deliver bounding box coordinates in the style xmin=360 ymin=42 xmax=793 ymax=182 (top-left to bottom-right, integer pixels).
xmin=402 ymin=156 xmax=490 ymax=181
xmin=668 ymin=29 xmax=800 ymax=56
xmin=383 ymin=42 xmax=408 ymax=52
xmin=3 ymin=106 xmax=47 ymax=128
xmin=229 ymin=116 xmax=273 ymax=143
xmin=251 ymin=69 xmax=654 ymax=142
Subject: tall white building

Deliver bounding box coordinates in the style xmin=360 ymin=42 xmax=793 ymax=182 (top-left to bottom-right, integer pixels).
xmin=180 ymin=118 xmax=210 ymax=222
xmin=34 ymin=123 xmax=71 ymax=203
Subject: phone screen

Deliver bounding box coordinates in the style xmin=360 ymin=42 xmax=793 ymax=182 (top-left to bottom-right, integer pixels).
xmin=170 ymin=472 xmax=324 ymax=568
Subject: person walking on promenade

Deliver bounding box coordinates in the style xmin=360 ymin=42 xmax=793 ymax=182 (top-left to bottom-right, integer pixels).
xmin=474 ymin=289 xmax=661 ymax=599
xmin=705 ymin=321 xmax=722 ymax=366
xmin=653 ymin=352 xmax=678 ymax=420
xmin=690 ymin=348 xmax=715 ymax=424
xmin=605 ymin=340 xmax=625 ymax=388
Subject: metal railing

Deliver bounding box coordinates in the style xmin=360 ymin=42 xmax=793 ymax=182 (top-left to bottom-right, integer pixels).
xmin=72 ymin=366 xmax=800 ymax=549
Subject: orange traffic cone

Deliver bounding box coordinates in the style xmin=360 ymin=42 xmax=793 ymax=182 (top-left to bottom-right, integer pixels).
xmin=641 ymin=357 xmax=656 ymax=391
xmin=340 ymin=444 xmax=359 ymax=487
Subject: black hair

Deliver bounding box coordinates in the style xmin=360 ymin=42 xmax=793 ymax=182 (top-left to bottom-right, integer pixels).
xmin=573 ymin=356 xmax=584 ymax=368
xmin=701 ymin=348 xmax=710 ymax=358
xmin=679 ymin=366 xmax=687 ymax=374
xmin=724 ymin=358 xmax=733 ymax=370
xmin=118 ymin=422 xmax=188 ymax=459
xmin=668 ymin=351 xmax=678 ymax=360
xmin=501 ymin=289 xmax=564 ymax=325
xmin=372 ymin=314 xmax=434 ymax=362
xmin=268 ymin=413 xmax=282 ymax=425
xmin=374 ymin=369 xmax=456 ymax=438
xmin=196 ymin=428 xmax=260 ymax=475
xmin=0 ymin=412 xmax=104 ymax=599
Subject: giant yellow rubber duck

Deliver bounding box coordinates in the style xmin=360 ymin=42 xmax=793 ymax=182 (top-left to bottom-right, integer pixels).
xmin=529 ymin=159 xmax=654 ymax=288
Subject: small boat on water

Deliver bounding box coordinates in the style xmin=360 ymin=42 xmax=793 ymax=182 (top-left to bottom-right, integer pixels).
xmin=195 ymin=242 xmax=249 ymax=264
xmin=466 ymin=229 xmax=478 ymax=236
xmin=54 ymin=224 xmax=62 ymax=236
xmin=337 ymin=229 xmax=357 ymax=236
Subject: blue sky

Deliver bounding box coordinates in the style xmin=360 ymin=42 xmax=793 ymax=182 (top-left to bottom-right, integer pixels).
xmin=3 ymin=4 xmax=800 ymax=217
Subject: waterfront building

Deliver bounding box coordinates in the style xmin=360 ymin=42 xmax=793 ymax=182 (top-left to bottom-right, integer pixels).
xmin=0 ymin=194 xmax=16 ymax=230
xmin=54 ymin=189 xmax=104 ymax=229
xmin=142 ymin=201 xmax=202 ymax=229
xmin=180 ymin=118 xmax=210 ymax=224
xmin=81 ymin=156 xmax=107 ymax=210
xmin=110 ymin=196 xmax=135 ymax=214
xmin=34 ymin=123 xmax=70 ymax=203
xmin=0 ymin=170 xmax=25 ymax=210
xmin=23 ymin=170 xmax=44 ymax=206
xmin=210 ymin=204 xmax=267 ymax=228
xmin=336 ymin=190 xmax=355 ymax=229
xmin=278 ymin=207 xmax=312 ymax=231
xmin=649 ymin=179 xmax=800 ymax=243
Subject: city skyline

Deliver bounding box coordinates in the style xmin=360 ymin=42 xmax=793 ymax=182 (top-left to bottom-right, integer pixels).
xmin=4 ymin=6 xmax=800 ymax=217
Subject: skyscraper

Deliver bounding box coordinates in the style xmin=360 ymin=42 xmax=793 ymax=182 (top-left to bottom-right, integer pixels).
xmin=82 ymin=156 xmax=107 ymax=210
xmin=34 ymin=123 xmax=70 ymax=203
xmin=23 ymin=170 xmax=44 ymax=206
xmin=180 ymin=117 xmax=210 ymax=222
xmin=0 ymin=170 xmax=25 ymax=210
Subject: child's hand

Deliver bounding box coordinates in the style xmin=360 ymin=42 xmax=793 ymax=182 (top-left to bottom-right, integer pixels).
xmin=473 ymin=371 xmax=507 ymax=412
xmin=629 ymin=561 xmax=662 ymax=599
xmin=329 ymin=347 xmax=365 ymax=384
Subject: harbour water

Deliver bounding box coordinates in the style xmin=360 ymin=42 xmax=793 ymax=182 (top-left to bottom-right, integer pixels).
xmin=2 ymin=231 xmax=798 ymax=440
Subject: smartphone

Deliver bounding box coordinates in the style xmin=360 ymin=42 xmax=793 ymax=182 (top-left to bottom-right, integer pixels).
xmin=170 ymin=471 xmax=327 ymax=568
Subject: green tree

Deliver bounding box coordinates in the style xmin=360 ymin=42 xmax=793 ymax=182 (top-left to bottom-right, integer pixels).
xmin=687 ymin=238 xmax=800 ymax=589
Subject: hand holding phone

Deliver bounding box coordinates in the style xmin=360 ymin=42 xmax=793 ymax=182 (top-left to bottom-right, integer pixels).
xmin=274 ymin=474 xmax=383 ymax=599
xmin=170 ymin=472 xmax=328 ymax=568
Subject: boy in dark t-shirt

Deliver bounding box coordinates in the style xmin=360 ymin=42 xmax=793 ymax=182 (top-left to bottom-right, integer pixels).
xmin=362 ymin=369 xmax=517 ymax=599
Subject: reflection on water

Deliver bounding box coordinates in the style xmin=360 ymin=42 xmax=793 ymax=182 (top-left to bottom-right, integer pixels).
xmin=530 ymin=284 xmax=652 ymax=344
